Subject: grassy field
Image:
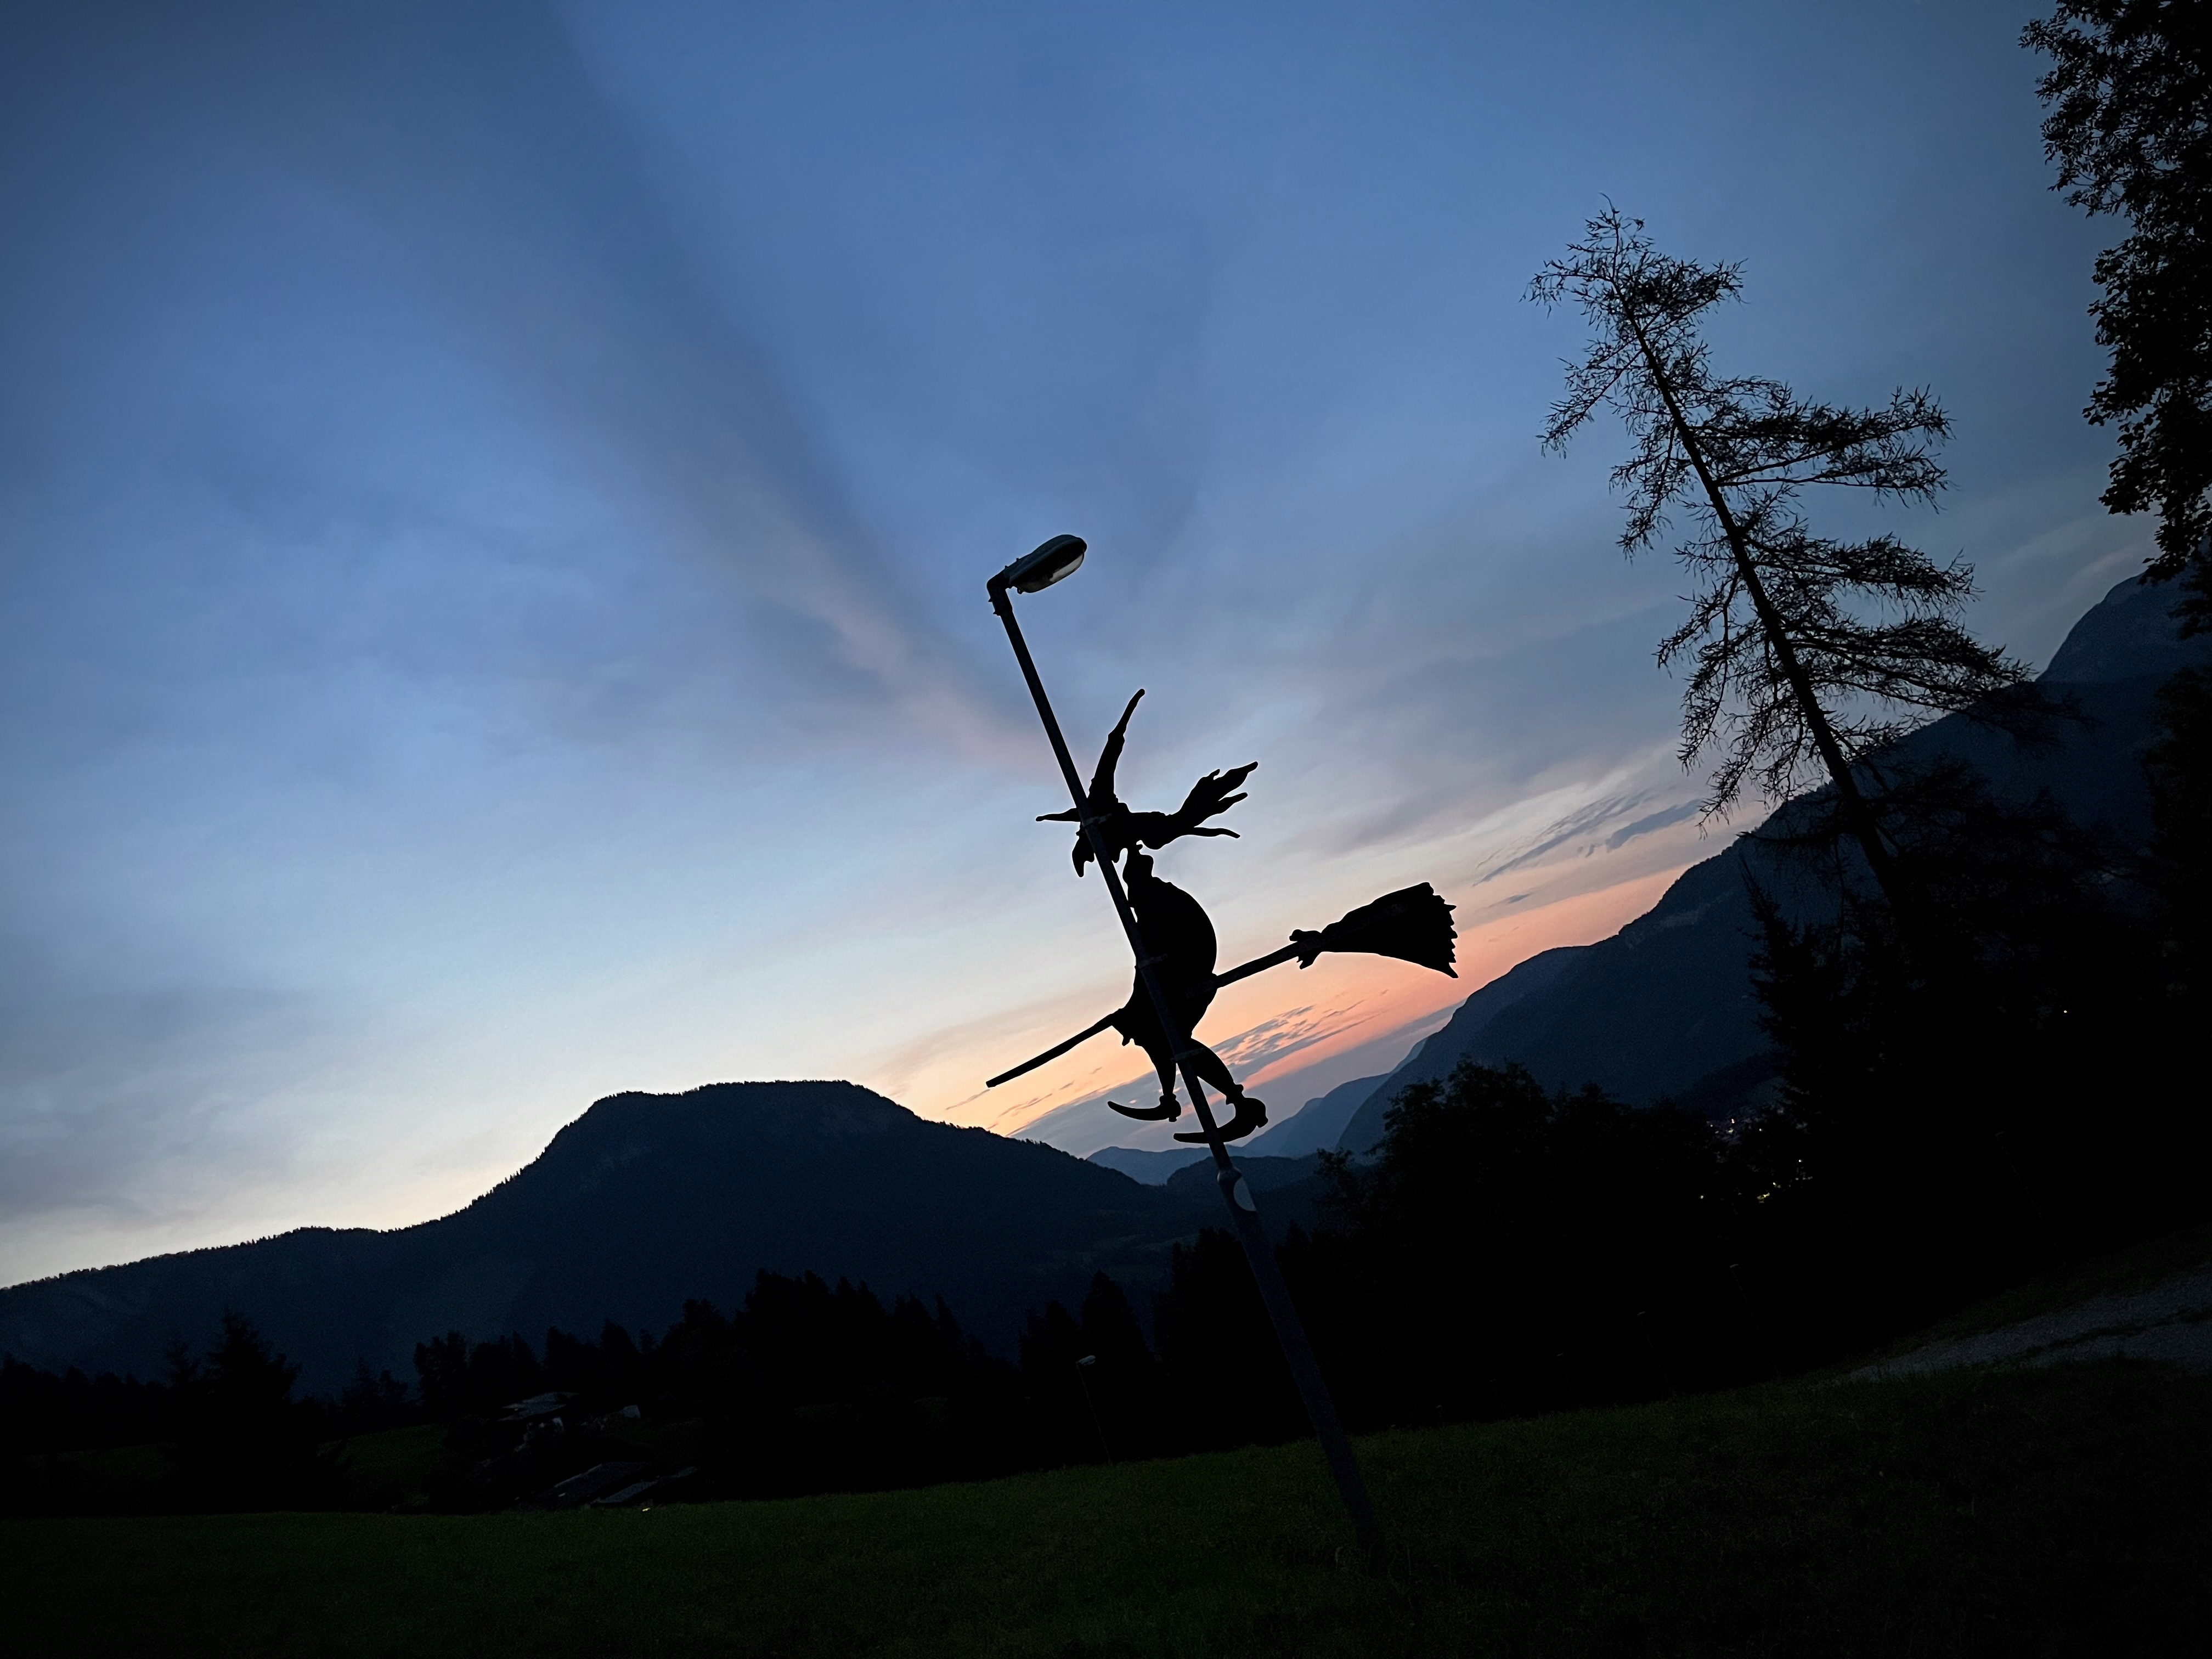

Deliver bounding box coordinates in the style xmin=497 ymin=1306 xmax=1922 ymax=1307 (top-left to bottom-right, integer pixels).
xmin=332 ymin=1423 xmax=448 ymax=1510
xmin=7 ymin=1359 xmax=2209 ymax=1657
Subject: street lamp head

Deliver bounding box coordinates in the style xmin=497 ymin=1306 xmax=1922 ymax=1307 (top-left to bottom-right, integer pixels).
xmin=991 ymin=534 xmax=1086 ymax=596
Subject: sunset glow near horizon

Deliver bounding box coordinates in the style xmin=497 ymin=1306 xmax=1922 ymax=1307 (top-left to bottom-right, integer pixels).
xmin=905 ymin=766 xmax=1700 ymax=1156
xmin=1 ymin=2 xmax=2153 ymax=1285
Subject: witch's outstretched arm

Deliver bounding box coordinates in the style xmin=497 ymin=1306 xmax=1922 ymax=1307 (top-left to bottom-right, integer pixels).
xmin=1036 ymin=689 xmax=1143 ymax=823
xmin=1090 ymin=689 xmax=1144 ymax=802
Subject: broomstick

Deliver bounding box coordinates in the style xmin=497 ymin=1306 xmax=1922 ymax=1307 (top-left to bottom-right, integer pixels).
xmin=984 ymin=883 xmax=1455 ymax=1088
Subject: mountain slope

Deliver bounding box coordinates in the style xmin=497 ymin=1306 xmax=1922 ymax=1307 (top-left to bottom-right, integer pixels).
xmin=1336 ymin=574 xmax=2210 ymax=1149
xmin=0 ymin=1082 xmax=1211 ymax=1392
xmin=1240 ymin=1071 xmax=1393 ymax=1158
xmin=1086 ymin=1146 xmax=1209 ymax=1184
xmin=1334 ymin=945 xmax=1594 ymax=1153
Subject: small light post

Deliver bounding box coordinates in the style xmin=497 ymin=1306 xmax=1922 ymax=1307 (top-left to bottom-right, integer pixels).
xmin=987 ymin=534 xmax=1381 ymax=1555
xmin=1074 ymin=1353 xmax=1112 ymax=1464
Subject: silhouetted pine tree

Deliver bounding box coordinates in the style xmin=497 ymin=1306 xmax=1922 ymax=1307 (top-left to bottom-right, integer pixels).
xmin=1743 ymin=753 xmax=2207 ymax=1333
xmin=1077 ymin=1273 xmax=1167 ymax=1457
xmin=1311 ymin=1062 xmax=1748 ymax=1418
xmin=1152 ymin=1229 xmax=1305 ymax=1450
xmin=1531 ymin=207 xmax=2036 ymax=927
xmin=1018 ymin=1298 xmax=1093 ymax=1464
xmin=166 ymin=1314 xmax=344 ymax=1513
xmin=335 ymin=1359 xmax=414 ymax=1435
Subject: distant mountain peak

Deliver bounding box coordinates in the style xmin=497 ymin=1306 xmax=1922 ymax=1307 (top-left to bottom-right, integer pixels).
xmin=2042 ymin=574 xmax=2199 ymax=685
xmin=535 ymin=1080 xmax=910 ymax=1161
xmin=0 ymin=1076 xmax=1210 ymax=1391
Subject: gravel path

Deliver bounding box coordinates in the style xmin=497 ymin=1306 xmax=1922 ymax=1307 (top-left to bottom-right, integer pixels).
xmin=1856 ymin=1261 xmax=2212 ymax=1379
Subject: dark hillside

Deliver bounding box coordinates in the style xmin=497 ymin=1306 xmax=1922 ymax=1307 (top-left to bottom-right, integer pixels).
xmin=0 ymin=1082 xmax=1209 ymax=1392
xmin=1239 ymin=1071 xmax=1395 ymax=1158
xmin=1337 ymin=574 xmax=2212 ymax=1149
xmin=1335 ymin=945 xmax=1596 ymax=1153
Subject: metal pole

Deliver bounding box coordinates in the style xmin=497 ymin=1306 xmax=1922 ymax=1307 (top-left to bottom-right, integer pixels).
xmin=988 ymin=581 xmax=1382 ymax=1555
xmin=1074 ymin=1355 xmax=1113 ymax=1463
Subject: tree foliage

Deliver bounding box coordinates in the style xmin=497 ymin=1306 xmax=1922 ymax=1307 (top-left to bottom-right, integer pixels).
xmin=1295 ymin=1063 xmax=1748 ymax=1420
xmin=163 ymin=1313 xmax=345 ymax=1512
xmin=2146 ymin=665 xmax=2212 ymax=992
xmin=2027 ymin=2 xmax=2212 ymax=612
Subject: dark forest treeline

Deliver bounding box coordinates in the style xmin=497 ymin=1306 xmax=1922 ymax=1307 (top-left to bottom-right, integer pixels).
xmin=2 ymin=1313 xmax=350 ymax=1514
xmin=0 ymin=1259 xmax=1277 ymax=1514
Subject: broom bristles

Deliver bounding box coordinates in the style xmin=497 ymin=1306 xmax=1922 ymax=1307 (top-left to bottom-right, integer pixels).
xmin=1294 ymin=884 xmax=1457 ymax=976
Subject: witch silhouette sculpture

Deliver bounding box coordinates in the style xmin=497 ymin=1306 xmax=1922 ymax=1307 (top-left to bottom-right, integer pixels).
xmin=986 ymin=688 xmax=1459 ymax=1142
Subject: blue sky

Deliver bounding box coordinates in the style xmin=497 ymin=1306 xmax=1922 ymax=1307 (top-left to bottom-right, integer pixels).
xmin=0 ymin=1 xmax=2147 ymax=1283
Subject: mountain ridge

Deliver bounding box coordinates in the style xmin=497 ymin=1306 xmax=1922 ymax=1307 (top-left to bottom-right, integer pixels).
xmin=0 ymin=1081 xmax=1216 ymax=1392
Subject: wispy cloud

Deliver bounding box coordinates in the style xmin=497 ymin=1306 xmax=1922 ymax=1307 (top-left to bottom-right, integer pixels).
xmin=1605 ymin=801 xmax=1702 ymax=851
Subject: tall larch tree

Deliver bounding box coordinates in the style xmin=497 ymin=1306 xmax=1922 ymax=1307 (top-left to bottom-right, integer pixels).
xmin=1530 ymin=208 xmax=2029 ymax=921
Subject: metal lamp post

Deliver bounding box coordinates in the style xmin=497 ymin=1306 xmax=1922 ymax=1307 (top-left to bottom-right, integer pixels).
xmin=986 ymin=534 xmax=1381 ymax=1555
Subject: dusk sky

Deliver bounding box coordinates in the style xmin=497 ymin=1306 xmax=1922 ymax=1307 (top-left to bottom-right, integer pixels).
xmin=1 ymin=1 xmax=2148 ymax=1286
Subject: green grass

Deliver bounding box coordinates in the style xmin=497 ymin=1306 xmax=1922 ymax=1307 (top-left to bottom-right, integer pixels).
xmin=7 ymin=1361 xmax=2208 ymax=1657
xmin=29 ymin=1414 xmax=707 ymax=1515
xmin=15 ymin=1441 xmax=170 ymax=1512
xmin=331 ymin=1423 xmax=448 ymax=1510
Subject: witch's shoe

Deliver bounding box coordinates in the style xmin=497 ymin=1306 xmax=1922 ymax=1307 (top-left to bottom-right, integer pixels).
xmin=1108 ymin=1094 xmax=1182 ymax=1122
xmin=1175 ymin=1094 xmax=1268 ymax=1143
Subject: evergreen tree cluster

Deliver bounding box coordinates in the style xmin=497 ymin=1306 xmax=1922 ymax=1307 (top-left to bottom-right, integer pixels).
xmin=161 ymin=1314 xmax=347 ymax=1514
xmin=2 ymin=1263 xmax=1310 ymax=1514
xmin=414 ymin=1271 xmax=1032 ymax=1508
xmin=1290 ymin=1067 xmax=1749 ymax=1421
xmin=2 ymin=1313 xmax=347 ymax=1515
xmin=0 ymin=1355 xmax=172 ymax=1459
